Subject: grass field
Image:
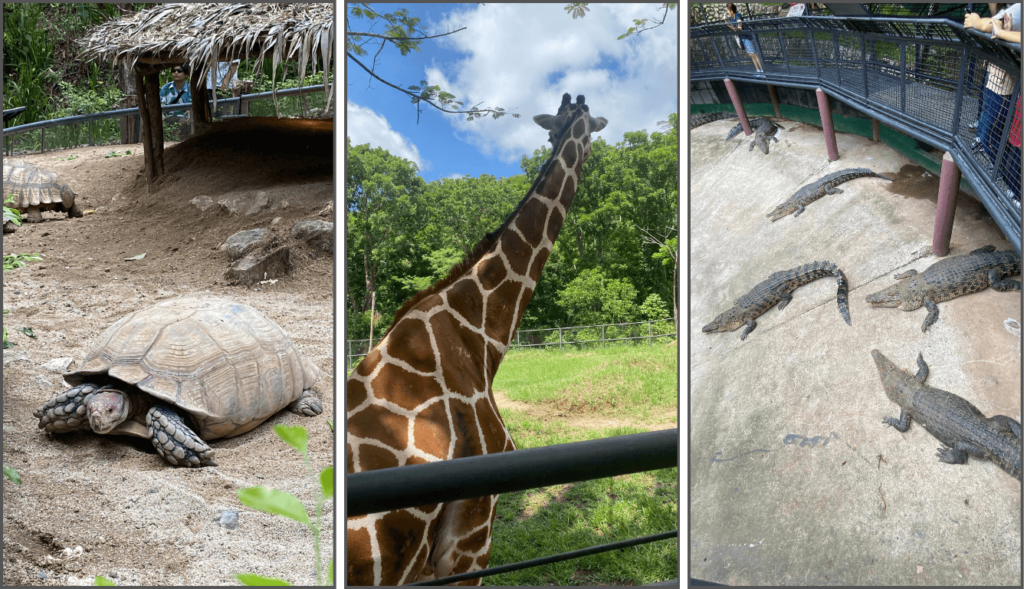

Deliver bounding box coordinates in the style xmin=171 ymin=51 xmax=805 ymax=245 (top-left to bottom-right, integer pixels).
xmin=486 ymin=343 xmax=679 ymax=586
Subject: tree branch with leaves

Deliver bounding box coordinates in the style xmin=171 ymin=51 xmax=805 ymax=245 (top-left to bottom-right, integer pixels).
xmin=346 ymin=4 xmax=519 ymax=122
xmin=636 ymin=225 xmax=678 ymax=337
xmin=565 ymin=3 xmax=677 ymax=39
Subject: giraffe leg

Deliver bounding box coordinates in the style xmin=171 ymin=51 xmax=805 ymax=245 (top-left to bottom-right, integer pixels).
xmin=419 ymin=497 xmax=495 ymax=586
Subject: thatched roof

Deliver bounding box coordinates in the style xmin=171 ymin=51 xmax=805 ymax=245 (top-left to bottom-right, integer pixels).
xmin=78 ymin=3 xmax=333 ymax=94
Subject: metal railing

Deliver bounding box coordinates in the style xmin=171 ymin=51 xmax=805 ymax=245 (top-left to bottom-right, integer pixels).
xmin=2 ymin=84 xmax=332 ymax=156
xmin=346 ymin=317 xmax=677 ymax=370
xmin=347 ymin=429 xmax=679 ymax=585
xmin=691 ymin=15 xmax=1022 ymax=253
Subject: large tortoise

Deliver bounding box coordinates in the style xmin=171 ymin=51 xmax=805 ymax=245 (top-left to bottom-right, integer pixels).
xmin=33 ymin=297 xmax=323 ymax=467
xmin=3 ymin=158 xmax=84 ymax=225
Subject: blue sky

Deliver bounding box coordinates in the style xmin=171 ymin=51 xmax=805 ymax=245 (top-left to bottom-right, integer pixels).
xmin=345 ymin=3 xmax=679 ymax=182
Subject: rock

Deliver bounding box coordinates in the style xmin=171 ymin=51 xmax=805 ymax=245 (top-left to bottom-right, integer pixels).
xmin=224 ymin=247 xmax=291 ymax=286
xmin=36 ymin=375 xmax=53 ymax=389
xmin=3 ymin=220 xmax=17 ymax=234
xmin=291 ymin=220 xmax=334 ymax=253
xmin=246 ymin=191 xmax=270 ymax=216
xmin=37 ymin=571 xmax=46 ymax=580
xmin=217 ymin=510 xmax=239 ymax=530
xmin=216 ymin=196 xmax=247 ymax=215
xmin=318 ymin=201 xmax=333 ymax=217
xmin=42 ymin=357 xmax=74 ymax=373
xmin=189 ymin=195 xmax=215 ymax=212
xmin=220 ymin=228 xmax=269 ymax=261
xmin=3 ymin=352 xmax=30 ymax=367
xmin=271 ymin=217 xmax=282 ymax=225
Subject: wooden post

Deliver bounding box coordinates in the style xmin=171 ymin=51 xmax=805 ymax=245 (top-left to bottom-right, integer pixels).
xmin=368 ymin=291 xmax=376 ymax=351
xmin=872 ymin=118 xmax=880 ymax=142
xmin=768 ymin=84 xmax=782 ymax=118
xmin=134 ymin=69 xmax=153 ymax=185
xmin=190 ymin=68 xmax=212 ymax=131
xmin=602 ymin=325 xmax=605 ymax=349
xmin=933 ymin=152 xmax=961 ymax=257
xmin=559 ymin=327 xmax=563 ymax=351
xmin=517 ymin=330 xmax=521 ymax=352
xmin=40 ymin=128 xmax=45 ymax=152
xmin=119 ymin=61 xmax=138 ymax=144
xmin=723 ymin=78 xmax=752 ymax=136
xmin=816 ymin=87 xmax=839 ymax=161
xmin=648 ymin=321 xmax=652 ymax=346
xmin=144 ymin=71 xmax=164 ymax=178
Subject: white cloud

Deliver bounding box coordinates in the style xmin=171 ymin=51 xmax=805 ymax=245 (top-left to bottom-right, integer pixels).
xmin=423 ymin=4 xmax=678 ymax=162
xmin=346 ymin=101 xmax=426 ymax=170
xmin=447 ymin=173 xmax=465 ymax=180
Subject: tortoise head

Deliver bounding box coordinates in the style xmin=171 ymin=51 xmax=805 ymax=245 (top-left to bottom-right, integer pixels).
xmin=702 ymin=307 xmax=746 ymax=334
xmin=865 ymin=285 xmax=903 ymax=308
xmin=58 ymin=183 xmax=77 ymax=211
xmin=87 ymin=388 xmax=131 ymax=434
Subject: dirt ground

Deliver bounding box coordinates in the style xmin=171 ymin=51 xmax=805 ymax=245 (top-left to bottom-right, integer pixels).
xmin=3 ymin=117 xmax=335 ymax=586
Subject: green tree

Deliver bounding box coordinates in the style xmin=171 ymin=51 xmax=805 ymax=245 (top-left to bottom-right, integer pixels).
xmin=557 ymin=268 xmax=638 ymax=326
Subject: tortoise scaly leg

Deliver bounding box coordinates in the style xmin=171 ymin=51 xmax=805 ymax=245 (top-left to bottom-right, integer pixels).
xmin=33 ymin=383 xmax=101 ymax=433
xmin=288 ymin=389 xmax=324 ymax=417
xmin=23 ymin=206 xmax=43 ymax=223
xmin=146 ymin=406 xmax=216 ymax=467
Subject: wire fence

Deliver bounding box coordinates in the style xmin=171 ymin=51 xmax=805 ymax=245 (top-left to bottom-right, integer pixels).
xmin=347 ymin=317 xmax=677 ymax=371
xmin=2 ymin=84 xmax=332 ymax=156
xmin=691 ymin=15 xmax=1021 ymax=253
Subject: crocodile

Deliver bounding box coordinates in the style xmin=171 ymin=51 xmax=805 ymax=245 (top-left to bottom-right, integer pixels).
xmin=767 ymin=168 xmax=894 ymax=221
xmin=865 ymin=245 xmax=1021 ymax=332
xmin=724 ymin=117 xmax=785 ymax=154
xmin=702 ymin=260 xmax=851 ymax=340
xmin=872 ymin=349 xmax=1021 ymax=481
xmin=689 ymin=110 xmax=736 ymax=130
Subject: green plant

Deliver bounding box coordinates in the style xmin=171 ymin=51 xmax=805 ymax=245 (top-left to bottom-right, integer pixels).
xmin=3 ymin=445 xmax=21 ymax=484
xmin=94 ymin=575 xmax=115 ymax=585
xmin=236 ymin=424 xmax=334 ymax=586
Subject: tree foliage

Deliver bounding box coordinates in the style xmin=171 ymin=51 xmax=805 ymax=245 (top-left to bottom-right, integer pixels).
xmin=346 ymin=114 xmax=679 ymax=341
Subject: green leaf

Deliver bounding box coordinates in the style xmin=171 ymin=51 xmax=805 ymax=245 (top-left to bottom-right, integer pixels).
xmin=3 ymin=464 xmax=22 ymax=485
xmin=18 ymin=327 xmax=36 ymax=339
xmin=326 ymin=419 xmax=334 ymax=431
xmin=273 ymin=424 xmax=308 ymax=455
xmin=235 ymin=574 xmax=292 ymax=586
xmin=237 ymin=486 xmax=310 ymax=525
xmin=123 ymin=253 xmax=146 ymax=261
xmin=328 ymin=559 xmax=334 ymax=584
xmin=320 ymin=466 xmax=334 ymax=498
xmin=94 ymin=575 xmax=115 ymax=586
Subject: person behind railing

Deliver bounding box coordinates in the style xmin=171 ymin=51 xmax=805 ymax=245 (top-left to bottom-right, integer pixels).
xmin=159 ymin=63 xmax=193 ymax=134
xmin=207 ymin=59 xmax=241 ymax=117
xmin=964 ymin=3 xmax=1020 ymax=161
xmin=725 ymin=3 xmax=765 ymax=78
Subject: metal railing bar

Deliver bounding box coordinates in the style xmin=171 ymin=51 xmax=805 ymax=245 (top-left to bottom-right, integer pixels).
xmin=347 ymin=429 xmax=678 ymax=517
xmin=2 ymin=84 xmax=332 ymax=136
xmin=406 ymin=530 xmax=679 ymax=586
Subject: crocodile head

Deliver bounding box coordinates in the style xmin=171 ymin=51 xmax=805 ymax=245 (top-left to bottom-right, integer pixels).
xmin=766 ymin=205 xmax=791 ymax=222
xmin=702 ymin=308 xmax=746 ymax=334
xmin=870 ymin=349 xmax=916 ymax=405
xmin=865 ymin=285 xmax=904 ymax=308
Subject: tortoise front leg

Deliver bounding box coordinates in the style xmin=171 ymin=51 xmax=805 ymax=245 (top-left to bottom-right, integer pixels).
xmin=288 ymin=389 xmax=324 ymax=417
xmin=33 ymin=383 xmax=100 ymax=433
xmin=23 ymin=206 xmax=43 ymax=223
xmin=146 ymin=406 xmax=216 ymax=467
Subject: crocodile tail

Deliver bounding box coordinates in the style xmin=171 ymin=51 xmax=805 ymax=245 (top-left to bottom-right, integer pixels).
xmin=725 ymin=123 xmax=744 ymax=142
xmin=873 ymin=172 xmax=894 ymax=181
xmin=834 ymin=266 xmax=852 ymax=325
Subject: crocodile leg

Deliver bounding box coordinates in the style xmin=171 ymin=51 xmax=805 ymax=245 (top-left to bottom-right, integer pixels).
xmin=824 ymin=186 xmax=844 ymax=195
xmin=883 ymin=409 xmax=911 ymax=432
xmin=970 ymin=245 xmax=997 ymax=255
xmin=739 ymin=318 xmax=757 ymax=341
xmin=987 ymin=415 xmax=1022 ymax=439
xmin=936 ymin=441 xmax=988 ymax=464
xmin=920 ymin=298 xmax=940 ymax=332
xmin=894 ymin=269 xmax=918 ymax=280
xmin=776 ymin=292 xmax=793 ymax=310
xmin=914 ymin=352 xmax=929 ymax=383
xmin=987 ymin=268 xmax=1022 ymax=291
xmin=793 ymin=204 xmax=805 ymax=217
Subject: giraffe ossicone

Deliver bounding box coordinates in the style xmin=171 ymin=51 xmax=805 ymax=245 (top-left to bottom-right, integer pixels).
xmin=347 ymin=91 xmax=608 ymax=586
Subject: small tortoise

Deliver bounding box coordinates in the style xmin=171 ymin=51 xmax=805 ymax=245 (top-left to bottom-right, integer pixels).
xmin=3 ymin=158 xmax=84 ymax=224
xmin=33 ymin=297 xmax=323 ymax=467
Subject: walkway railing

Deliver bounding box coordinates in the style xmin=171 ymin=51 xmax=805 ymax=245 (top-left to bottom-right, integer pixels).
xmin=2 ymin=84 xmax=332 ymax=156
xmin=347 ymin=428 xmax=679 ymax=585
xmin=691 ymin=16 xmax=1021 ymax=253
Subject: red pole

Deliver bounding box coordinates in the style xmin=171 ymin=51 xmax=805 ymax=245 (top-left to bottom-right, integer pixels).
xmin=816 ymin=87 xmax=839 ymax=161
xmin=724 ymin=78 xmax=752 ymax=136
xmin=933 ymin=152 xmax=961 ymax=257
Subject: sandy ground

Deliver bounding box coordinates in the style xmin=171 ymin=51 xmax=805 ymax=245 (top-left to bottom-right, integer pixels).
xmin=3 ymin=118 xmax=335 ymax=586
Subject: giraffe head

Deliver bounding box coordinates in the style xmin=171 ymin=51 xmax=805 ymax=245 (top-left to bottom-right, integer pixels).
xmin=533 ymin=93 xmax=608 ymax=157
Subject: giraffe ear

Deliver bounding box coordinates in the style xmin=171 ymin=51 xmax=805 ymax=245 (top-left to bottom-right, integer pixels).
xmin=590 ymin=116 xmax=608 ymax=133
xmin=533 ymin=114 xmax=560 ymax=131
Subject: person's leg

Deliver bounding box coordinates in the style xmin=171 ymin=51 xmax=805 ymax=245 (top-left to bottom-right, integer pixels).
xmin=981 ymin=91 xmax=1010 ymax=158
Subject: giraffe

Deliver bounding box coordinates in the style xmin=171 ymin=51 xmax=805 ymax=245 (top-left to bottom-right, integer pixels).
xmin=347 ymin=93 xmax=608 ymax=586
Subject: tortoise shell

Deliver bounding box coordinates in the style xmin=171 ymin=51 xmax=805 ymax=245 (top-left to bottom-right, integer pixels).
xmin=62 ymin=297 xmax=320 ymax=440
xmin=3 ymin=158 xmax=77 ymax=212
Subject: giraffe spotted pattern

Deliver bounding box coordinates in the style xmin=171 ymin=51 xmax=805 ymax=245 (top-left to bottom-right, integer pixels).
xmin=347 ymin=93 xmax=608 ymax=586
